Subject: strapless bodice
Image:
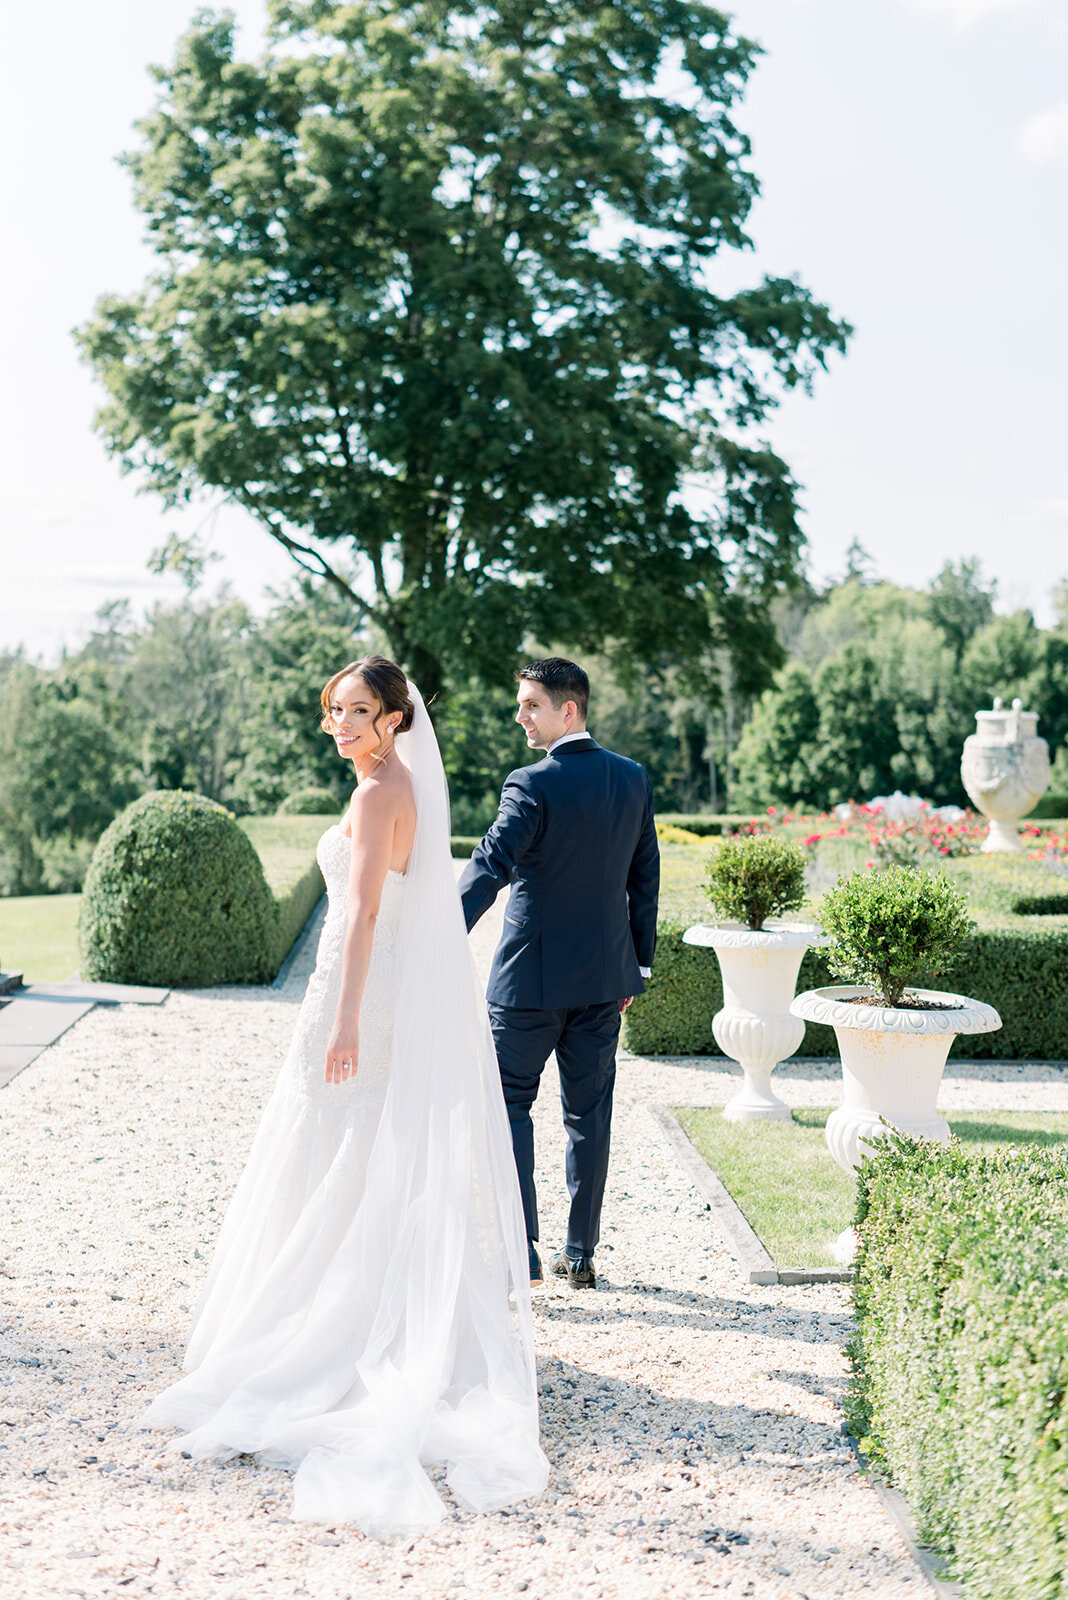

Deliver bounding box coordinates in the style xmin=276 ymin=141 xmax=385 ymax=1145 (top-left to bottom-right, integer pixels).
xmin=316 ymin=824 xmax=407 ymax=924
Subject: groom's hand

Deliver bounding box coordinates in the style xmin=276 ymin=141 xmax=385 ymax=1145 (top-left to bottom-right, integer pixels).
xmin=325 ymin=1021 xmax=359 ymax=1085
xmin=619 ymin=997 xmax=634 ymax=1013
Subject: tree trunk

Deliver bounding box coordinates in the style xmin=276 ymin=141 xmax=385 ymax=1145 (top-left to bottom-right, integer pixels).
xmin=379 ymin=622 xmax=445 ymax=718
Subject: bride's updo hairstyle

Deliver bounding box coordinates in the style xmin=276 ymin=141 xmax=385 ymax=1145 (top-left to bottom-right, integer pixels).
xmin=320 ymin=655 xmax=415 ymax=747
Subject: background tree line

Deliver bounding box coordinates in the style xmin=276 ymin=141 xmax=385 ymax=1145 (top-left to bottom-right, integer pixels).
xmin=3 ymin=543 xmax=1066 ymax=898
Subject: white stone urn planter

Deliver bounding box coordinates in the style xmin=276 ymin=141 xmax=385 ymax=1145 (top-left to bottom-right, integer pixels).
xmin=961 ymin=696 xmax=1050 ymax=853
xmin=682 ymin=921 xmax=829 ymax=1123
xmin=790 ymin=984 xmax=1002 ymax=1261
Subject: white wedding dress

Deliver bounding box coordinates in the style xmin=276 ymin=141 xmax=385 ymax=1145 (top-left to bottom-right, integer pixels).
xmin=140 ymin=689 xmax=548 ymax=1537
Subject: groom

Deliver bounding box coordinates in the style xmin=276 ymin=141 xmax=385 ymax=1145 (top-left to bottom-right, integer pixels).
xmin=459 ymin=658 xmax=659 ymax=1289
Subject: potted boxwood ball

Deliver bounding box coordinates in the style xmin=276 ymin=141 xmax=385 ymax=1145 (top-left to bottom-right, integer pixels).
xmin=683 ymin=834 xmax=828 ymax=1123
xmin=790 ymin=864 xmax=1001 ymax=1184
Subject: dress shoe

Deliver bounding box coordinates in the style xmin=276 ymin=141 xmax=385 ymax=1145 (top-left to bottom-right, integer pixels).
xmin=528 ymin=1242 xmax=544 ymax=1287
xmin=550 ymin=1250 xmax=596 ymax=1289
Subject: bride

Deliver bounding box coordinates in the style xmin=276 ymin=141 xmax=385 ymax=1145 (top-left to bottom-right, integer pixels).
xmin=141 ymin=656 xmax=549 ymax=1537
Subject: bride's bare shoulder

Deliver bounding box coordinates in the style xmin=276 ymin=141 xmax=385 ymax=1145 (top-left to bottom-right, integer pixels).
xmin=345 ymin=763 xmax=415 ymax=831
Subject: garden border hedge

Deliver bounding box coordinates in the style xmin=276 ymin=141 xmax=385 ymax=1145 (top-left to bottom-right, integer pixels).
xmin=847 ymin=1136 xmax=1068 ymax=1598
xmin=654 ymin=812 xmax=762 ymax=837
xmin=271 ymin=857 xmax=326 ymax=971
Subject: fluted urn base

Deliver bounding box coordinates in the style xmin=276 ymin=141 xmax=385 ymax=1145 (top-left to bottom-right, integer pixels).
xmin=717 ymin=1014 xmax=802 ymax=1124
xmin=790 ymin=986 xmax=1002 ymax=1178
xmin=824 ymin=1100 xmax=951 ymax=1174
xmin=682 ymin=921 xmax=828 ymax=1126
xmin=980 ymin=816 xmax=1025 ymax=854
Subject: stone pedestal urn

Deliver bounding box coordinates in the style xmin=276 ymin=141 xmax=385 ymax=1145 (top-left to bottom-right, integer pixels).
xmin=682 ymin=921 xmax=828 ymax=1122
xmin=790 ymin=985 xmax=1002 ymax=1261
xmin=961 ymin=697 xmax=1050 ymax=853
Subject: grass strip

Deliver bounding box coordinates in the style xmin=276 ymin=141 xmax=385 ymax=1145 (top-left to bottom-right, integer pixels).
xmin=0 ymin=894 xmax=81 ymax=983
xmin=676 ymin=1106 xmax=1068 ymax=1270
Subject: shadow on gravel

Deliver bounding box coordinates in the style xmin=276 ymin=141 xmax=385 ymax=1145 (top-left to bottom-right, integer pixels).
xmin=534 ymin=1285 xmax=851 ymax=1344
xmin=182 ymin=986 xmax=300 ymax=1005
xmin=534 ymin=1353 xmax=848 ymax=1470
xmin=765 ymin=1366 xmax=848 ymax=1403
xmin=625 ymin=1055 xmax=842 ymax=1080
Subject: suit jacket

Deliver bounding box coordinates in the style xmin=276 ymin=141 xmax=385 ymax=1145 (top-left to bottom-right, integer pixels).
xmin=459 ymin=737 xmax=659 ymax=1010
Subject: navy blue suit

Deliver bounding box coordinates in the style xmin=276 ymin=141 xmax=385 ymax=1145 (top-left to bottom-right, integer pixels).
xmin=460 ymin=737 xmax=659 ymax=1257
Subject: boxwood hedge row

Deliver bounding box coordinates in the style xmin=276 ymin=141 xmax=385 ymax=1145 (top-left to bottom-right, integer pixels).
xmin=847 ymin=1136 xmax=1068 ymax=1598
xmin=623 ymin=853 xmax=1068 ymax=1059
xmin=271 ymin=855 xmax=326 ymax=972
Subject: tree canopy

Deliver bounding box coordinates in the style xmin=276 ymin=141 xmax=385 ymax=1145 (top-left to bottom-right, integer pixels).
xmin=78 ymin=0 xmax=850 ymax=701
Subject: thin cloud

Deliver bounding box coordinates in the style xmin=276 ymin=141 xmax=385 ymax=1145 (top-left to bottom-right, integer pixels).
xmin=1018 ymin=102 xmax=1068 ymax=163
xmin=1011 ymin=496 xmax=1068 ymax=526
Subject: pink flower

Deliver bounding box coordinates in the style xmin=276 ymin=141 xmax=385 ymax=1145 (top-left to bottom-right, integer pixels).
xmin=802 ymin=833 xmax=823 ymax=846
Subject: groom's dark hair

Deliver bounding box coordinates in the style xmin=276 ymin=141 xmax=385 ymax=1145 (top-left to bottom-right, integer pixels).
xmin=517 ymin=658 xmax=589 ymax=719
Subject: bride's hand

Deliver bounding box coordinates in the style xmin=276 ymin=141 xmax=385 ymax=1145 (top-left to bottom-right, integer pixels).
xmin=325 ymin=1021 xmax=359 ymax=1085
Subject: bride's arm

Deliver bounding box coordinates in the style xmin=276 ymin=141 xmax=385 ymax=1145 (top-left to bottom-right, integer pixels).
xmin=325 ymin=784 xmax=396 ymax=1085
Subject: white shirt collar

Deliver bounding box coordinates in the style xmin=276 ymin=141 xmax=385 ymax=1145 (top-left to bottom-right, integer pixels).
xmin=546 ymin=731 xmax=592 ymax=754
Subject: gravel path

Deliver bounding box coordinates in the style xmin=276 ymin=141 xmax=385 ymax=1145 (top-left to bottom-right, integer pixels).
xmin=2 ymin=892 xmax=1056 ymax=1599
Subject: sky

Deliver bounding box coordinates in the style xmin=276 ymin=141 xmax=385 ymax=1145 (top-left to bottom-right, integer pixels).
xmin=2 ymin=0 xmax=1066 ymax=664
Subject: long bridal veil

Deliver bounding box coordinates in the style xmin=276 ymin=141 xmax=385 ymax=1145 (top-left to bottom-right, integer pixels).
xmin=141 ymin=684 xmax=548 ymax=1537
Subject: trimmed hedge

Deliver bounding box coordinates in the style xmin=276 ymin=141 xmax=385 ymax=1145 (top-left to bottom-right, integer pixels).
xmin=239 ymin=816 xmax=328 ymax=971
xmin=624 ymin=849 xmax=1068 ymax=1058
xmin=655 ymin=812 xmax=761 ymax=837
xmin=277 ymin=788 xmax=341 ymax=815
xmin=847 ymin=1135 xmax=1068 ymax=1598
xmin=1028 ymin=794 xmax=1068 ymax=820
xmin=81 ymin=792 xmax=278 ymax=986
xmin=271 ymin=855 xmax=325 ymax=971
xmin=624 ymin=921 xmax=839 ymax=1055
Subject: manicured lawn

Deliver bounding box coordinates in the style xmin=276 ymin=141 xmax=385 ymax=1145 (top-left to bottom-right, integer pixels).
xmin=658 ymin=842 xmax=720 ymax=925
xmin=0 ymin=894 xmax=81 ymax=983
xmin=239 ymin=815 xmax=338 ymax=895
xmin=676 ymin=1105 xmax=1068 ymax=1269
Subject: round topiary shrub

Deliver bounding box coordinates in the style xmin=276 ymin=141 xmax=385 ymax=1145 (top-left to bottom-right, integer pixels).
xmin=703 ymin=833 xmax=807 ymax=930
xmin=81 ymin=792 xmax=279 ymax=986
xmin=276 ymin=787 xmax=341 ymax=815
xmin=819 ymin=865 xmax=974 ymax=1007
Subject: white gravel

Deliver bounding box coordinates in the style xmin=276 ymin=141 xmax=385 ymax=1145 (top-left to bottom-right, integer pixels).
xmin=2 ymin=893 xmax=1052 ymax=1598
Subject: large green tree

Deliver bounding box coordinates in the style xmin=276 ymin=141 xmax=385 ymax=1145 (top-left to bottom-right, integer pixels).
xmin=79 ymin=0 xmax=848 ymax=703
xmin=228 ymin=574 xmax=370 ymax=812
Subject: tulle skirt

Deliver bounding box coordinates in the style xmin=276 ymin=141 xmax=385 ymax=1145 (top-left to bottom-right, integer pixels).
xmin=140 ymin=853 xmax=548 ymax=1538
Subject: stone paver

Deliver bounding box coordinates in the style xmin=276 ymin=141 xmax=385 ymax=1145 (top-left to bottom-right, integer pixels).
xmin=0 ymin=982 xmax=169 ymax=1087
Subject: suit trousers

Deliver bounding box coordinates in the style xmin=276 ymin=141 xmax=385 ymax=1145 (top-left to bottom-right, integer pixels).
xmin=487 ymin=1000 xmax=622 ymax=1258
